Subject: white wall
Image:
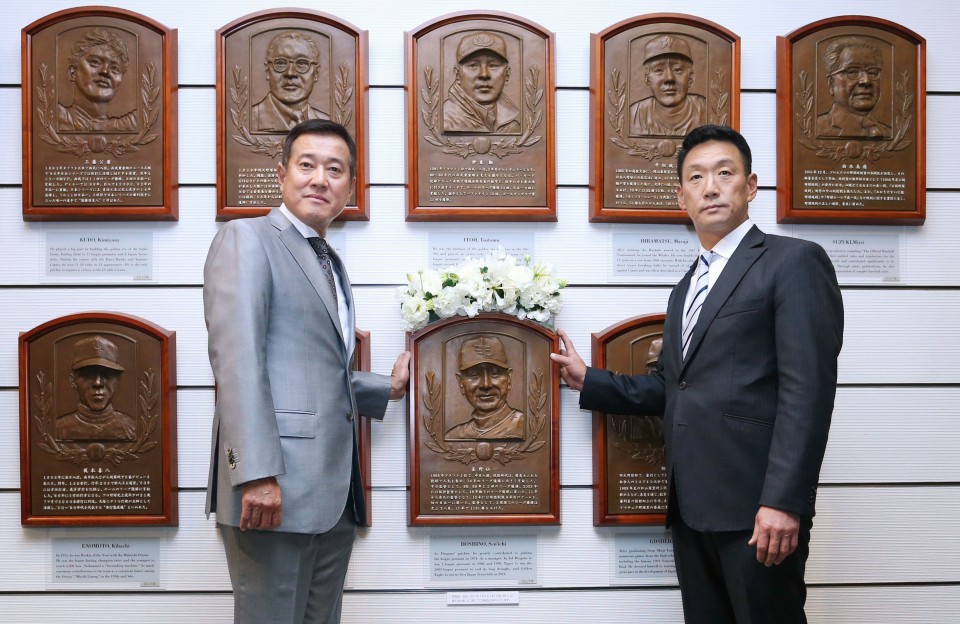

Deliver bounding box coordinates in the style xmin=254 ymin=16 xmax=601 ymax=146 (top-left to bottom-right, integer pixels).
xmin=1 ymin=0 xmax=958 ymax=621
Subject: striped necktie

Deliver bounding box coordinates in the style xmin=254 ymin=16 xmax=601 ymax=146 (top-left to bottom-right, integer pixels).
xmin=682 ymin=252 xmax=713 ymax=358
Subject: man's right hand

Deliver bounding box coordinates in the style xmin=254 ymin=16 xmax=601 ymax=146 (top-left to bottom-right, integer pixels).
xmin=240 ymin=476 xmax=282 ymax=531
xmin=550 ymin=329 xmax=587 ymax=391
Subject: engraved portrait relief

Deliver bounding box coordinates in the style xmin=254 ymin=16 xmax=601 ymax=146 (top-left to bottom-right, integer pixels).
xmin=57 ymin=28 xmax=137 ymax=133
xmin=628 ymin=35 xmax=706 ymax=138
xmin=610 ymin=336 xmax=665 ymax=466
xmin=445 ymin=335 xmax=527 ymax=440
xmin=34 ymin=26 xmax=160 ymax=158
xmin=230 ymin=27 xmax=354 ymax=158
xmin=420 ymin=332 xmax=548 ymax=465
xmin=253 ymin=31 xmax=330 ymax=132
xmin=815 ymin=36 xmax=890 ymax=139
xmin=442 ymin=31 xmax=519 ymax=135
xmin=55 ymin=335 xmax=136 ymax=442
xmin=607 ymin=31 xmax=727 ymax=161
xmin=30 ymin=331 xmax=161 ymax=466
xmin=420 ymin=29 xmax=543 ymax=159
xmin=794 ymin=34 xmax=912 ymax=162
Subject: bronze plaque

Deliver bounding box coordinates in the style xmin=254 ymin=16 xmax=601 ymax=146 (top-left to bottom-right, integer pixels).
xmin=19 ymin=313 xmax=177 ymax=526
xmin=405 ymin=12 xmax=556 ymax=221
xmin=777 ymin=16 xmax=925 ymax=225
xmin=22 ymin=8 xmax=178 ymax=221
xmin=408 ymin=314 xmax=559 ymax=525
xmin=354 ymin=329 xmax=373 ymax=527
xmin=217 ymin=10 xmax=369 ymax=221
xmin=592 ymin=314 xmax=667 ymax=526
xmin=590 ymin=15 xmax=739 ymax=223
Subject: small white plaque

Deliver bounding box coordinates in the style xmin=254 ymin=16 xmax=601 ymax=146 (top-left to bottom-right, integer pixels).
xmin=50 ymin=536 xmax=160 ymax=588
xmin=325 ymin=230 xmax=347 ymax=260
xmin=428 ymin=534 xmax=538 ymax=586
xmin=44 ymin=231 xmax=154 ymax=282
xmin=610 ymin=531 xmax=677 ymax=584
xmin=447 ymin=591 xmax=520 ymax=605
xmin=611 ymin=229 xmax=699 ymax=283
xmin=800 ymin=231 xmax=900 ymax=284
xmin=428 ymin=232 xmax=535 ymax=269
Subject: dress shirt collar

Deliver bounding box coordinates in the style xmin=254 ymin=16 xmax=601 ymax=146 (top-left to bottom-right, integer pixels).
xmin=278 ymin=203 xmax=317 ymax=239
xmin=702 ymin=218 xmax=754 ymax=261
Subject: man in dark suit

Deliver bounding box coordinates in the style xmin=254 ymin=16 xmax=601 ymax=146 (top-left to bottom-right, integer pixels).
xmin=551 ymin=125 xmax=843 ymax=622
xmin=204 ymin=119 xmax=410 ymax=623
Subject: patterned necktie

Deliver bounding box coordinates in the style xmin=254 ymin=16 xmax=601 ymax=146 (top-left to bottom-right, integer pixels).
xmin=681 ymin=252 xmax=713 ymax=358
xmin=307 ymin=237 xmax=338 ymax=304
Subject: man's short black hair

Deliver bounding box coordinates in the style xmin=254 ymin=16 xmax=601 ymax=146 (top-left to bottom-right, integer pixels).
xmin=281 ymin=119 xmax=357 ymax=178
xmin=676 ymin=125 xmax=752 ymax=181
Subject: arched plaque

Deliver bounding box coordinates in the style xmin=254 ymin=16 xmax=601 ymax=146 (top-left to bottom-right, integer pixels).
xmin=591 ymin=313 xmax=667 ymax=526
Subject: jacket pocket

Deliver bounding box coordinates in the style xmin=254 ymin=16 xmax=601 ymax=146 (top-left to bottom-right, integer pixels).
xmin=715 ymin=297 xmax=763 ymax=319
xmin=276 ymin=410 xmax=318 ymax=438
xmin=722 ymin=412 xmax=773 ymax=428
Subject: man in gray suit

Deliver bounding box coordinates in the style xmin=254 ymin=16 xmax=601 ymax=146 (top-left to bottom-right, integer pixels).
xmin=204 ymin=119 xmax=410 ymax=623
xmin=551 ymin=125 xmax=842 ymax=622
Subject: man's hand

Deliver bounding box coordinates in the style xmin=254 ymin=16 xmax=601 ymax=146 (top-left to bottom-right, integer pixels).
xmin=389 ymin=351 xmax=412 ymax=400
xmin=748 ymin=505 xmax=800 ymax=566
xmin=549 ymin=329 xmax=587 ymax=391
xmin=240 ymin=476 xmax=283 ymax=531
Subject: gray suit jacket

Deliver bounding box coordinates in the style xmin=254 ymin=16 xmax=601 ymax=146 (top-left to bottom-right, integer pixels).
xmin=581 ymin=226 xmax=843 ymax=532
xmin=203 ymin=208 xmax=391 ymax=534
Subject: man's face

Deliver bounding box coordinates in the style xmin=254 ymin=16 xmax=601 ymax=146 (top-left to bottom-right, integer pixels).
xmin=645 ymin=56 xmax=693 ymax=107
xmin=71 ymin=44 xmax=124 ymax=103
xmin=277 ymin=132 xmax=354 ymax=236
xmin=266 ymin=38 xmax=320 ymax=106
xmin=829 ymin=46 xmax=882 ymax=113
xmin=457 ymin=362 xmax=512 ymax=415
xmin=455 ymin=51 xmax=510 ymax=106
xmin=677 ymin=140 xmax=757 ymax=248
xmin=72 ymin=366 xmax=119 ymax=412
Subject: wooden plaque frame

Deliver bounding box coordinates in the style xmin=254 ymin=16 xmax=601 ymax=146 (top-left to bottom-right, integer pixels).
xmin=590 ymin=14 xmax=739 ymax=223
xmin=22 ymin=7 xmax=178 ymax=221
xmin=407 ymin=313 xmax=560 ymax=525
xmin=777 ymin=16 xmax=926 ymax=225
xmin=216 ymin=10 xmax=369 ymax=221
xmin=19 ymin=312 xmax=177 ymax=526
xmin=405 ymin=12 xmax=556 ymax=222
xmin=353 ymin=329 xmax=373 ymax=527
xmin=592 ymin=313 xmax=667 ymax=526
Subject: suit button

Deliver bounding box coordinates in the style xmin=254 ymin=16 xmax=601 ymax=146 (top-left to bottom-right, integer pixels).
xmin=678 ymin=381 xmax=687 ymax=390
xmin=347 ymin=411 xmax=354 ymax=421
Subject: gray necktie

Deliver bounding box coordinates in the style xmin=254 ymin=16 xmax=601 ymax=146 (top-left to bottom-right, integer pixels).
xmin=307 ymin=237 xmax=338 ymax=304
xmin=682 ymin=252 xmax=713 ymax=358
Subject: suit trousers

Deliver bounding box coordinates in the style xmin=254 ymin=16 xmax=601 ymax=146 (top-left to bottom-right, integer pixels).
xmin=671 ymin=511 xmax=811 ymax=624
xmin=219 ymin=500 xmax=357 ymax=624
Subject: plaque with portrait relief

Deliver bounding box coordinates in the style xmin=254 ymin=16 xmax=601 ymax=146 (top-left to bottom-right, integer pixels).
xmin=592 ymin=314 xmax=667 ymax=526
xmin=22 ymin=7 xmax=178 ymax=221
xmin=777 ymin=16 xmax=925 ymax=225
xmin=217 ymin=10 xmax=369 ymax=221
xmin=19 ymin=313 xmax=177 ymax=526
xmin=353 ymin=329 xmax=374 ymax=527
xmin=590 ymin=14 xmax=739 ymax=223
xmin=408 ymin=314 xmax=560 ymax=525
xmin=405 ymin=12 xmax=556 ymax=221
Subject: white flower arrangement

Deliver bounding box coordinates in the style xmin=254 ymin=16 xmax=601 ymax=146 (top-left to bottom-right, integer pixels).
xmin=397 ymin=251 xmax=567 ymax=331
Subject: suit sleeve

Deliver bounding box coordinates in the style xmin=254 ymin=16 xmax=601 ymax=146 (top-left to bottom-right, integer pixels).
xmin=761 ymin=242 xmax=843 ymax=517
xmin=351 ymin=370 xmax=392 ymax=421
xmin=204 ymin=221 xmax=285 ymax=487
xmin=579 ymin=364 xmax=667 ymax=416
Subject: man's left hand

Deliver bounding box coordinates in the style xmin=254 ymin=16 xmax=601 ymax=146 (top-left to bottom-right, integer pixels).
xmin=389 ymin=352 xmax=411 ymax=400
xmin=748 ymin=505 xmax=800 ymax=566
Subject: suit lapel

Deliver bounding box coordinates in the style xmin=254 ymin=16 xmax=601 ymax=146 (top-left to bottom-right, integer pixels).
xmin=268 ymin=210 xmax=348 ymax=354
xmin=681 ymin=226 xmax=767 ymax=369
